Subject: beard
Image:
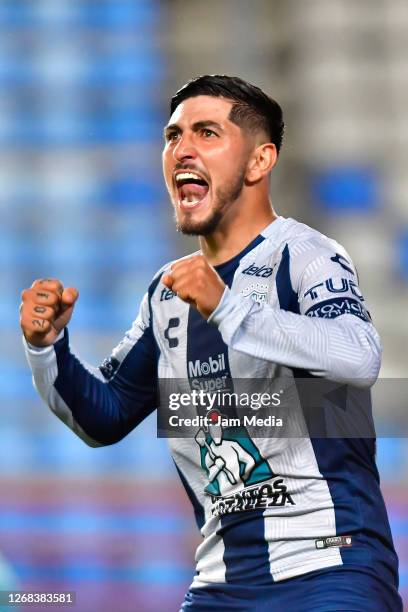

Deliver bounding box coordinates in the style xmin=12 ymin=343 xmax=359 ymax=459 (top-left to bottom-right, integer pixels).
xmin=175 ymin=168 xmax=246 ymax=236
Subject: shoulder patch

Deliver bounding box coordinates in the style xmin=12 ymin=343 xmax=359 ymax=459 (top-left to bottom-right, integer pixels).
xmin=305 ymin=297 xmax=371 ymax=322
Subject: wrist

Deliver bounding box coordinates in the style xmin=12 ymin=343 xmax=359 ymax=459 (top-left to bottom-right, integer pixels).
xmin=23 ymin=329 xmax=66 ymax=353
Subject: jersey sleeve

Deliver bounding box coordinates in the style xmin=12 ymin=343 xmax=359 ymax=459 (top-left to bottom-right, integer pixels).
xmin=208 ymin=240 xmax=381 ymax=387
xmin=296 ymin=243 xmax=371 ymax=322
xmin=23 ymin=288 xmax=159 ymax=446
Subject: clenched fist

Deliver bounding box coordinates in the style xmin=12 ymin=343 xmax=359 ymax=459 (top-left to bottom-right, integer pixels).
xmin=162 ymin=255 xmax=225 ymax=319
xmin=20 ymin=278 xmax=79 ymax=348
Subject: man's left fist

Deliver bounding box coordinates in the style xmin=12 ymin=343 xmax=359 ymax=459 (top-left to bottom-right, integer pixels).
xmin=162 ymin=255 xmax=226 ymax=319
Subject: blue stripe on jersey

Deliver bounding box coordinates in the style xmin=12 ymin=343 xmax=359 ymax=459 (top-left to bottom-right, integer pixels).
xmin=276 ymin=243 xmax=299 ymax=313
xmin=218 ymin=510 xmax=274 ymax=585
xmin=274 ymin=243 xmax=399 ymax=587
xmin=187 ymin=233 xmax=272 ymax=585
xmin=309 ymin=438 xmax=399 ymax=579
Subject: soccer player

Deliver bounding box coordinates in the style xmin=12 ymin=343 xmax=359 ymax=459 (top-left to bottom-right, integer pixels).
xmin=20 ymin=75 xmax=402 ymax=611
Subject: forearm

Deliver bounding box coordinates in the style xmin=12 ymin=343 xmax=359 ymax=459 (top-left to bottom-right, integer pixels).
xmin=23 ymin=329 xmax=156 ymax=445
xmin=209 ymin=289 xmax=381 ymax=387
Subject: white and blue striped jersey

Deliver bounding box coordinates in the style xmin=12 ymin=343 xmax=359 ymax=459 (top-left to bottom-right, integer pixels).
xmin=24 ymin=216 xmax=399 ymax=590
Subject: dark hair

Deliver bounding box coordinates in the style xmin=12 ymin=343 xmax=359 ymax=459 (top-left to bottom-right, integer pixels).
xmin=170 ymin=74 xmax=285 ymax=154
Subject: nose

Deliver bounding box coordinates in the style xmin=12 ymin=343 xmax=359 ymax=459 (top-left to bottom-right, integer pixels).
xmin=173 ymin=133 xmax=197 ymax=162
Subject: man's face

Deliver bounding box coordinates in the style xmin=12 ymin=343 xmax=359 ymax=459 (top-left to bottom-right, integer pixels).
xmin=162 ymin=96 xmax=252 ymax=235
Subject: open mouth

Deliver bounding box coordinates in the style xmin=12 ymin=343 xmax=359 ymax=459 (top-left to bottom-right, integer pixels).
xmin=175 ymin=171 xmax=210 ymax=209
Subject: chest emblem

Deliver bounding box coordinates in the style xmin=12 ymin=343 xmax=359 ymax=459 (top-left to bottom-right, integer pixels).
xmin=242 ymin=282 xmax=268 ymax=303
xmin=195 ymin=410 xmax=295 ymax=514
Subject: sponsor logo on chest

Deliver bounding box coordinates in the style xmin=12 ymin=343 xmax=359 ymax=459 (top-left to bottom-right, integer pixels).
xmin=241 ymin=262 xmax=276 ymax=278
xmin=188 ymin=353 xmax=226 ymax=378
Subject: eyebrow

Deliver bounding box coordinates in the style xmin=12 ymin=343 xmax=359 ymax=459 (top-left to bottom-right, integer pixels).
xmin=163 ymin=120 xmax=224 ymax=138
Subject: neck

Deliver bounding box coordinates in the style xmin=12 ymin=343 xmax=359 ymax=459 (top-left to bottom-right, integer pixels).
xmin=199 ymin=197 xmax=278 ymax=266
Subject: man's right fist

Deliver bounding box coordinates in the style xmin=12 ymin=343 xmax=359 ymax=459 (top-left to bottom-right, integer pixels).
xmin=20 ymin=279 xmax=79 ymax=348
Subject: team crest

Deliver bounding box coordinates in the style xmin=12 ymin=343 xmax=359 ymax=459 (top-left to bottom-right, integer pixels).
xmin=241 ymin=282 xmax=268 ymax=303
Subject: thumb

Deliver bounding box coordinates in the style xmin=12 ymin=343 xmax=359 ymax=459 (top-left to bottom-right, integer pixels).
xmin=61 ymin=287 xmax=79 ymax=308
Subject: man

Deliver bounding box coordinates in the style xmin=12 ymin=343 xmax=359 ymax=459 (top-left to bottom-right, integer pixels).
xmin=20 ymin=75 xmax=402 ymax=611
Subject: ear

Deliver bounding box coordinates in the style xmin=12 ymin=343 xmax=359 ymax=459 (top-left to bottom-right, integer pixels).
xmin=246 ymin=143 xmax=278 ymax=183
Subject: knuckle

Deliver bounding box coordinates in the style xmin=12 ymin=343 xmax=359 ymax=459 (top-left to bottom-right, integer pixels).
xmin=33 ymin=278 xmax=63 ymax=293
xmin=47 ymin=280 xmax=60 ymax=291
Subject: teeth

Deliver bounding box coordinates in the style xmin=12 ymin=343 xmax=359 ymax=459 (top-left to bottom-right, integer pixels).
xmin=181 ymin=197 xmax=200 ymax=207
xmin=175 ymin=171 xmax=205 ymax=184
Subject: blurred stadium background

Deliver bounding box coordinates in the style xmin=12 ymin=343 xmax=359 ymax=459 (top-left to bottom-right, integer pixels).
xmin=0 ymin=1 xmax=407 ymax=610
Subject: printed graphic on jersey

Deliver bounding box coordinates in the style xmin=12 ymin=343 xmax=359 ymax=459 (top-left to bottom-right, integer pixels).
xmin=160 ymin=288 xmax=176 ymax=301
xmin=330 ymin=253 xmax=354 ymax=274
xmin=164 ymin=317 xmax=180 ymax=348
xmin=195 ymin=409 xmax=294 ymax=514
xmin=241 ymin=282 xmax=268 ymax=303
xmin=305 ymin=297 xmax=371 ymax=321
xmin=99 ymin=356 xmax=120 ymax=381
xmin=315 ymin=535 xmax=352 ymax=550
xmin=210 ymin=478 xmax=295 ymax=516
xmin=195 ymin=410 xmax=272 ymax=496
xmin=188 ymin=353 xmax=226 ymax=378
xmin=303 ymin=278 xmax=364 ymax=302
xmin=242 ymin=262 xmax=276 ymax=278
